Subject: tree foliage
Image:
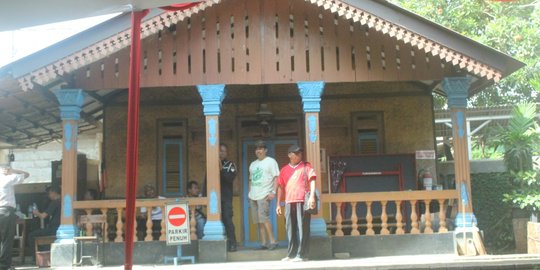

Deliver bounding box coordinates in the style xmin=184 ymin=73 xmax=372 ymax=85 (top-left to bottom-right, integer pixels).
xmin=389 ymin=0 xmax=540 ymax=107
xmin=492 ymin=103 xmax=540 ymax=213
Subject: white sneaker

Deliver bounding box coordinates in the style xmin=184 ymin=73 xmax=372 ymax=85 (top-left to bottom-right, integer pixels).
xmin=281 ymin=257 xmax=291 ymax=261
xmin=290 ymin=257 xmax=306 ymax=262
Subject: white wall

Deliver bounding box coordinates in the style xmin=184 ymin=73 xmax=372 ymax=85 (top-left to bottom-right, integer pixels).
xmin=0 ymin=149 xmax=8 ymax=165
xmin=9 ymin=133 xmax=102 ymax=184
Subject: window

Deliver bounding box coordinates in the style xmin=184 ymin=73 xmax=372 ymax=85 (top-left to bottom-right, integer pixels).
xmin=157 ymin=120 xmax=186 ymax=196
xmin=358 ymin=131 xmax=379 ymax=154
xmin=353 ymin=112 xmax=384 ymax=154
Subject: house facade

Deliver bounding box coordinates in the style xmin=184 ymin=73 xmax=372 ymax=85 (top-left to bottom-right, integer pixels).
xmin=0 ymin=0 xmax=523 ymax=265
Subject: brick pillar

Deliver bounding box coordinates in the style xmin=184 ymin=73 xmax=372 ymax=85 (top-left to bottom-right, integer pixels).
xmin=197 ymin=84 xmax=226 ymax=240
xmin=297 ymin=81 xmax=328 ymax=237
xmin=442 ymin=77 xmax=476 ymax=228
xmin=54 ymin=89 xmax=86 ymax=241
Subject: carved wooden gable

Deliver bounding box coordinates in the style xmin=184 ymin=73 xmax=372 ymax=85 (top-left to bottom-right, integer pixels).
xmin=73 ymin=0 xmax=453 ymax=90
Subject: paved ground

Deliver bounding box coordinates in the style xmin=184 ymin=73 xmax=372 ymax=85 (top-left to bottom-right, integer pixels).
xmin=13 ymin=254 xmax=540 ymax=270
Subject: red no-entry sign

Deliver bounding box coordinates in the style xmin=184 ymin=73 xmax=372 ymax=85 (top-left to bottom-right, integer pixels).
xmin=168 ymin=207 xmax=187 ymax=226
xmin=165 ymin=203 xmax=191 ymax=245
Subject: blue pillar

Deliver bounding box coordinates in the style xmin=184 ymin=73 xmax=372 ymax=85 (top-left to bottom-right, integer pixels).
xmin=442 ymin=77 xmax=477 ymax=228
xmin=54 ymin=89 xmax=86 ymax=242
xmin=197 ymin=84 xmax=226 ymax=240
xmin=297 ymin=81 xmax=328 ymax=237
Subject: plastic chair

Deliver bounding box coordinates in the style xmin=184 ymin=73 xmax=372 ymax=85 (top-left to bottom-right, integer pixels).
xmin=73 ymin=214 xmax=106 ymax=266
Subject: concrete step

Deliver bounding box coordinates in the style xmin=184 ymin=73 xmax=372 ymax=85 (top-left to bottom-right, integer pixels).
xmin=227 ymin=246 xmax=287 ymax=262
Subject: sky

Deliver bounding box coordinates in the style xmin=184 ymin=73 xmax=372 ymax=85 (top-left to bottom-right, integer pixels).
xmin=0 ymin=13 xmax=119 ymax=68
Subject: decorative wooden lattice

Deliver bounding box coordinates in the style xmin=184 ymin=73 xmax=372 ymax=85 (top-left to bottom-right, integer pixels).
xmin=17 ymin=0 xmax=502 ymax=91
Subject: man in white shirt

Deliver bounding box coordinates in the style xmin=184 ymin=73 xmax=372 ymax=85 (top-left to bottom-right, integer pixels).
xmin=0 ymin=165 xmax=29 ymax=270
xmin=248 ymin=141 xmax=279 ymax=250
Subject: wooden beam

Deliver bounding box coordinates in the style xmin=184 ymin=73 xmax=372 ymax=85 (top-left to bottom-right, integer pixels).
xmin=10 ymin=95 xmax=61 ymax=122
xmin=0 ymin=113 xmax=41 ymax=139
xmin=101 ymin=89 xmax=127 ymax=105
xmin=0 ymin=106 xmax=58 ymax=135
xmin=106 ymin=89 xmax=428 ymax=107
xmin=86 ymin=91 xmax=107 ymax=104
xmin=32 ymin=82 xmax=98 ymax=126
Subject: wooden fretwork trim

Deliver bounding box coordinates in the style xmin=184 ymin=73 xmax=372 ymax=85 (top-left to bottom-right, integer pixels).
xmin=17 ymin=0 xmax=222 ymax=91
xmin=307 ymin=0 xmax=502 ymax=82
xmin=305 ymin=0 xmax=502 ymax=82
xmin=16 ymin=0 xmax=501 ymax=91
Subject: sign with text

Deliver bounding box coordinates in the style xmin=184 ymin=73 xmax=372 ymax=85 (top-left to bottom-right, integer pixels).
xmin=416 ymin=150 xmax=436 ymax=160
xmin=166 ymin=202 xmax=191 ymax=245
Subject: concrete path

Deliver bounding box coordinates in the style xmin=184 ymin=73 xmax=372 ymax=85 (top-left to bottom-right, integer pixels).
xmin=16 ymin=254 xmax=540 ymax=270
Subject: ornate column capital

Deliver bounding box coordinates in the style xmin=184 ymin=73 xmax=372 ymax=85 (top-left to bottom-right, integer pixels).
xmin=54 ymin=89 xmax=86 ymax=120
xmin=197 ymin=84 xmax=226 ymax=116
xmin=442 ymin=77 xmax=470 ymax=109
xmin=297 ymin=81 xmax=325 ymax=113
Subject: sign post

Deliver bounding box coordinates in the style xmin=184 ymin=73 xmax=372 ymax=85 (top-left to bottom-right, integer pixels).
xmin=164 ymin=202 xmax=194 ymax=264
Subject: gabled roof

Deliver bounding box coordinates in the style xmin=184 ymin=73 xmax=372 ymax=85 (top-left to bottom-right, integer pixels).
xmin=0 ymin=0 xmax=525 ymax=147
xmin=0 ymin=0 xmax=197 ymax=31
xmin=0 ymin=0 xmax=523 ymax=92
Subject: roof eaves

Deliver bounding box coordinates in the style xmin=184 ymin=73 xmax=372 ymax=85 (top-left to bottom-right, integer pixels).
xmin=356 ymin=0 xmax=525 ymax=76
xmin=9 ymin=1 xmax=220 ymax=91
xmin=3 ymin=0 xmax=525 ymax=92
xmin=332 ymin=0 xmax=524 ymax=80
xmin=0 ymin=11 xmax=130 ymax=78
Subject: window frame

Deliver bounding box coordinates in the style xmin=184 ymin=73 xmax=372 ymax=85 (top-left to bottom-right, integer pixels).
xmin=156 ymin=119 xmax=187 ymax=197
xmin=351 ymin=111 xmax=385 ymax=154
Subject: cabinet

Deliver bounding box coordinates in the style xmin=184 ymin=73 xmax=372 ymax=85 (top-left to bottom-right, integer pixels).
xmin=51 ymin=154 xmax=87 ymax=200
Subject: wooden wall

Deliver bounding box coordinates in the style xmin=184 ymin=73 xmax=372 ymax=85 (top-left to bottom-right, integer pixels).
xmin=74 ymin=0 xmax=452 ymax=90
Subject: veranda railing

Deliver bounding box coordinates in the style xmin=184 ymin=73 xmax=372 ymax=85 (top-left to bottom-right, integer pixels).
xmin=72 ymin=190 xmax=457 ymax=241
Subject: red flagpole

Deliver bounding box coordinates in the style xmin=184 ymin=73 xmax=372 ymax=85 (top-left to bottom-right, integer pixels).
xmin=124 ymin=9 xmax=148 ymax=270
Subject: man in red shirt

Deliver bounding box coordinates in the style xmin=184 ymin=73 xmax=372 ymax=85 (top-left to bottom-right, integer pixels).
xmin=276 ymin=145 xmax=316 ymax=262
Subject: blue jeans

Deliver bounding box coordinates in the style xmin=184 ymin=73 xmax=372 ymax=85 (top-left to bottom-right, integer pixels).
xmin=195 ymin=214 xmax=206 ymax=240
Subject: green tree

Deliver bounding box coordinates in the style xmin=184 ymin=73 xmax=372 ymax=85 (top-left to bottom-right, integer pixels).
xmin=390 ymin=0 xmax=540 ymax=108
xmin=492 ymin=103 xmax=540 ymax=213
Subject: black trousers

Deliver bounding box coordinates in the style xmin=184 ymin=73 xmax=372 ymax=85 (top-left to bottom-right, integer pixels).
xmin=0 ymin=207 xmax=16 ymax=270
xmin=285 ymin=202 xmax=311 ymax=259
xmin=221 ymin=199 xmax=236 ymax=247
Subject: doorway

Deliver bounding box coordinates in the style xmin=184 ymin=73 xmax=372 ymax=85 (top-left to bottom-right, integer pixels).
xmin=241 ymin=139 xmax=298 ymax=247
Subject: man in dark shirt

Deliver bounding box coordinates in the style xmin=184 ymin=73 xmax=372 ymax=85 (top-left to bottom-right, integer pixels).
xmin=28 ymin=186 xmax=61 ymax=256
xmin=219 ymin=143 xmax=238 ymax=252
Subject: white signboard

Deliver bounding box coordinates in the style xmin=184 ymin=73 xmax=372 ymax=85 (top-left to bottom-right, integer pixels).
xmin=166 ymin=202 xmax=191 ymax=245
xmin=416 ymin=150 xmax=436 ymax=160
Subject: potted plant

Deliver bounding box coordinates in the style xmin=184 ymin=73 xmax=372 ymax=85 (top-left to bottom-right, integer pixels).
xmin=493 ymin=102 xmax=540 ymax=253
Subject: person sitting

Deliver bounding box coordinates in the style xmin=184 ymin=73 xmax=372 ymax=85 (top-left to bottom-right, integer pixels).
xmin=186 ymin=181 xmax=206 ymax=240
xmin=28 ymin=186 xmax=61 ymax=257
xmin=83 ymin=189 xmax=98 ymax=201
xmin=137 ymin=185 xmax=164 ymax=241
